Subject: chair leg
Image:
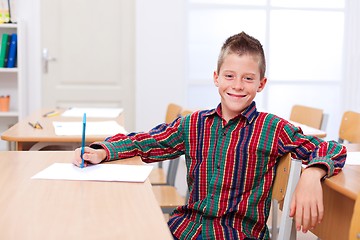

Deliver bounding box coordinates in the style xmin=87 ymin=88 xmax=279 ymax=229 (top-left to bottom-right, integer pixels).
xmin=271 ymin=200 xmax=279 ymax=240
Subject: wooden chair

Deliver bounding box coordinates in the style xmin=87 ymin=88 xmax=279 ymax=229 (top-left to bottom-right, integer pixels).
xmin=273 ymin=105 xmax=323 ymax=238
xmin=270 ymin=153 xmax=302 ymax=240
xmin=152 ymin=109 xmax=194 ymax=214
xmin=271 ymin=104 xmax=323 ymax=238
xmin=349 ymin=192 xmax=360 ymax=240
xmin=290 ymin=105 xmax=324 ymax=130
xmin=338 ymin=111 xmax=360 ymax=143
xmin=152 ymin=156 xmax=185 ymax=214
xmin=149 ymin=103 xmax=183 ymax=185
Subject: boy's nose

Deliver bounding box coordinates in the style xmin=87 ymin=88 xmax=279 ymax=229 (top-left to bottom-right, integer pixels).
xmin=232 ymin=79 xmax=244 ymax=90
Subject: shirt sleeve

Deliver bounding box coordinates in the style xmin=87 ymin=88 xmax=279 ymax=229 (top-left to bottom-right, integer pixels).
xmin=278 ymin=122 xmax=347 ymax=177
xmin=89 ymin=117 xmax=186 ymax=163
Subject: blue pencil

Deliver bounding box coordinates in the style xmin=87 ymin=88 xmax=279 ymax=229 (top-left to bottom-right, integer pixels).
xmin=80 ymin=113 xmax=86 ymax=168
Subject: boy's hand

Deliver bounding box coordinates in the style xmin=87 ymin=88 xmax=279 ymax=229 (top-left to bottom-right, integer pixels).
xmin=73 ymin=146 xmax=107 ymax=167
xmin=289 ymin=167 xmax=326 ymax=233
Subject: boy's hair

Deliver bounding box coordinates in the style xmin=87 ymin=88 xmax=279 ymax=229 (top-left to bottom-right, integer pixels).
xmin=217 ymin=32 xmax=266 ymax=79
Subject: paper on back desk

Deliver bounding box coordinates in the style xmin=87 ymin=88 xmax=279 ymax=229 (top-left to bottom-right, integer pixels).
xmin=31 ymin=163 xmax=153 ymax=182
xmin=53 ymin=121 xmax=127 ymax=136
xmin=61 ymin=107 xmax=123 ymax=118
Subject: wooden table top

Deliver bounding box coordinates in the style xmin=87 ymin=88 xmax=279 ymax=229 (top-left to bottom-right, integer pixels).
xmin=325 ymin=143 xmax=360 ymax=200
xmin=0 ymin=151 xmax=172 ymax=240
xmin=1 ymin=108 xmax=125 ymax=143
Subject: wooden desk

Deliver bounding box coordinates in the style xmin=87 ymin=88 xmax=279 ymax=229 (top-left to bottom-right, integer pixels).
xmin=0 ymin=151 xmax=172 ymax=240
xmin=1 ymin=108 xmax=125 ymax=150
xmin=290 ymin=121 xmax=327 ymax=138
xmin=310 ymin=147 xmax=360 ymax=240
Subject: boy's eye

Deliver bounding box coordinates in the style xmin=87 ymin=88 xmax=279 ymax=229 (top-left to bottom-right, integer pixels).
xmin=244 ymin=77 xmax=253 ymax=81
xmin=224 ymin=74 xmax=235 ymax=79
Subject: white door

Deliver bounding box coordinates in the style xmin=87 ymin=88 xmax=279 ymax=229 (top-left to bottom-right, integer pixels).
xmin=40 ymin=0 xmax=135 ymax=131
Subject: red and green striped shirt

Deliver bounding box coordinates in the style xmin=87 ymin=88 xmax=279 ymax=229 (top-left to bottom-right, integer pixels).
xmin=92 ymin=101 xmax=346 ymax=240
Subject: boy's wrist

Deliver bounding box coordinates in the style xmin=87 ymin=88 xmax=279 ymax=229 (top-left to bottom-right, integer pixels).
xmin=303 ymin=165 xmax=327 ymax=181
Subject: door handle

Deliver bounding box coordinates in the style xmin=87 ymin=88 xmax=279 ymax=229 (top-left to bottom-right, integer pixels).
xmin=42 ymin=48 xmax=56 ymax=73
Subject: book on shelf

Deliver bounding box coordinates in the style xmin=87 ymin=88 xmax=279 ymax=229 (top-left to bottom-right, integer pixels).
xmin=3 ymin=32 xmax=11 ymax=67
xmin=0 ymin=33 xmax=8 ymax=67
xmin=6 ymin=33 xmax=16 ymax=68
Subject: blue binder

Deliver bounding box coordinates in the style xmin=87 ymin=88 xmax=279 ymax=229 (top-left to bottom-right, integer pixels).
xmin=6 ymin=33 xmax=17 ymax=68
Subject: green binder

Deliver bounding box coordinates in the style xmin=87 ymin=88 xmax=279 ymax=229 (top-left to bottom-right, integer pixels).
xmin=0 ymin=33 xmax=9 ymax=68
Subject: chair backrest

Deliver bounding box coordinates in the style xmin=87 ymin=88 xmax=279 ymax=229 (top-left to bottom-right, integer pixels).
xmin=158 ymin=103 xmax=182 ymax=169
xmin=165 ymin=103 xmax=182 ymax=124
xmin=180 ymin=109 xmax=193 ymax=117
xmin=338 ymin=111 xmax=360 ymax=143
xmin=271 ymin=153 xmax=302 ymax=240
xmin=349 ymin=192 xmax=360 ymax=240
xmin=290 ymin=105 xmax=324 ymax=130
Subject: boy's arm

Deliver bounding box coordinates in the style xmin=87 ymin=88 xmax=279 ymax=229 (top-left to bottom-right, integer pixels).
xmin=280 ymin=123 xmax=347 ymax=233
xmin=89 ymin=117 xmax=185 ymax=162
xmin=289 ymin=166 xmax=326 ymax=233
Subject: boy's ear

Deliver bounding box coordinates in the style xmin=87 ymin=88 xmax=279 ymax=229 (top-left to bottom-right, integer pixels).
xmin=213 ymin=71 xmax=219 ymax=87
xmin=257 ymin=77 xmax=267 ymax=92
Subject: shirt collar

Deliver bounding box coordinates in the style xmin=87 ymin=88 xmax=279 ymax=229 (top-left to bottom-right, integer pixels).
xmin=205 ymin=101 xmax=258 ymax=124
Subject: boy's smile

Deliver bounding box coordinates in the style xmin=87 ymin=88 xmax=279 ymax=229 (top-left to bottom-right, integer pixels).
xmin=214 ymin=53 xmax=267 ymax=122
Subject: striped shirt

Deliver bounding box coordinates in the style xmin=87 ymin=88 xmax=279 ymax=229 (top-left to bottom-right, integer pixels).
xmin=92 ymin=101 xmax=346 ymax=240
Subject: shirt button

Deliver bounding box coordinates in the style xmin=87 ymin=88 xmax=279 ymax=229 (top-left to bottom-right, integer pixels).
xmin=217 ymin=164 xmax=220 ymax=169
xmin=211 ymin=195 xmax=214 ymax=200
xmin=222 ymin=132 xmax=226 ymax=136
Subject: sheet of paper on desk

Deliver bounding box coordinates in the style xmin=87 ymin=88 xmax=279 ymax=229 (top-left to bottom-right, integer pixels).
xmin=53 ymin=121 xmax=127 ymax=136
xmin=61 ymin=107 xmax=123 ymax=118
xmin=345 ymin=152 xmax=360 ymax=165
xmin=31 ymin=163 xmax=153 ymax=182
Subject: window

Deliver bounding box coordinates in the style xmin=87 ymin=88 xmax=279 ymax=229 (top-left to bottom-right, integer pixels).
xmin=186 ymin=0 xmax=345 ymax=139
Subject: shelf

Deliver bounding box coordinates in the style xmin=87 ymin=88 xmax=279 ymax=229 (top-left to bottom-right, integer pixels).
xmin=0 ymin=68 xmax=18 ymax=73
xmin=0 ymin=23 xmax=17 ymax=29
xmin=0 ymin=111 xmax=18 ymax=117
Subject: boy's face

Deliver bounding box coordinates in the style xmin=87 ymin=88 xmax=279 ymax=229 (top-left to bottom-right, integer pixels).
xmin=214 ymin=53 xmax=267 ymax=121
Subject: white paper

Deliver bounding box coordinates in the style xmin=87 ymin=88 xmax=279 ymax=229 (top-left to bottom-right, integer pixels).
xmin=61 ymin=107 xmax=123 ymax=118
xmin=53 ymin=121 xmax=127 ymax=136
xmin=345 ymin=152 xmax=360 ymax=165
xmin=31 ymin=163 xmax=153 ymax=182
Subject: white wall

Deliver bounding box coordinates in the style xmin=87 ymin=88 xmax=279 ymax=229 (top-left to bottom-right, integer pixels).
xmin=17 ymin=0 xmax=42 ymax=116
xmin=135 ymin=0 xmax=186 ymax=132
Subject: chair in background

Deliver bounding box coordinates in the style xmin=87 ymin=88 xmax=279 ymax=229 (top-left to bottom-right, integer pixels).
xmin=338 ymin=111 xmax=360 ymax=143
xmin=152 ymin=108 xmax=194 ymax=214
xmin=289 ymin=105 xmax=324 ymax=130
xmin=271 ymin=153 xmax=302 ymax=240
xmin=152 ymin=157 xmax=185 ymax=214
xmin=349 ymin=192 xmax=360 ymax=240
xmin=149 ymin=103 xmax=183 ymax=185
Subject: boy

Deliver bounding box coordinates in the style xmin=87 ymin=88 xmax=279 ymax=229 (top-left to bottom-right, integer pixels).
xmin=73 ymin=32 xmax=346 ymax=239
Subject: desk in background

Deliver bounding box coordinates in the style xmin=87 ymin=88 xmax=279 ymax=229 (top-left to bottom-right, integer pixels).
xmin=0 ymin=151 xmax=172 ymax=240
xmin=290 ymin=120 xmax=327 ymax=138
xmin=1 ymin=108 xmax=125 ymax=150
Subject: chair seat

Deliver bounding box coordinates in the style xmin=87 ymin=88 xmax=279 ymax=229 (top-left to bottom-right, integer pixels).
xmin=149 ymin=168 xmax=167 ymax=185
xmin=152 ymin=185 xmax=185 ymax=209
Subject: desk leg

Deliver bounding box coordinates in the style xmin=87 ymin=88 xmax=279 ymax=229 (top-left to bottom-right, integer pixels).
xmin=311 ymin=183 xmax=355 ymax=240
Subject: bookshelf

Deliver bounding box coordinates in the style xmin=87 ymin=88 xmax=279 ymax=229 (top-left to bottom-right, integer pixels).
xmin=0 ymin=21 xmax=25 ymax=150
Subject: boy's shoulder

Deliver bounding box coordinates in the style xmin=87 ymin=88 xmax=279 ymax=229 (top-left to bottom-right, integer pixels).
xmin=256 ymin=111 xmax=290 ymax=125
